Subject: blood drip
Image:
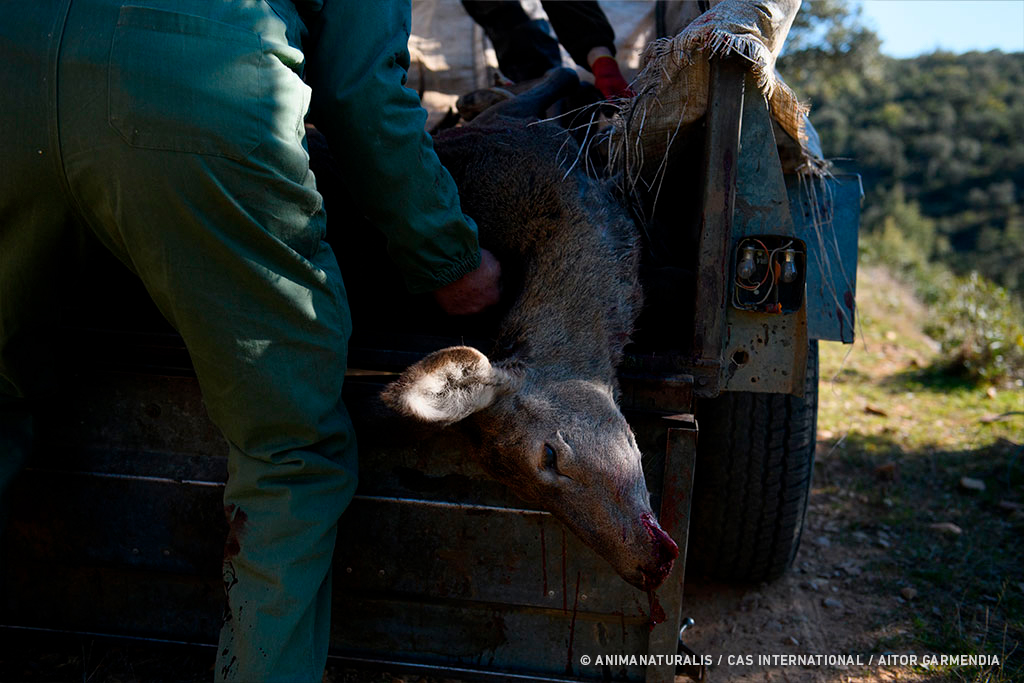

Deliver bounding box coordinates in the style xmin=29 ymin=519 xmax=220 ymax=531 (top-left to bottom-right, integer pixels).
xmin=646 ymin=589 xmax=666 ymax=631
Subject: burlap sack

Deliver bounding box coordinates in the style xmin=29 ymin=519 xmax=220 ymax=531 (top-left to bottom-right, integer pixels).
xmin=611 ymin=0 xmax=821 ymax=186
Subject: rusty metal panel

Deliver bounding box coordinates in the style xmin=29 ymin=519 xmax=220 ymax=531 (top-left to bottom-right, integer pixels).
xmin=3 ymin=562 xmax=224 ymax=643
xmin=691 ymin=58 xmax=746 ymax=394
xmin=724 ymin=307 xmax=809 ymax=394
xmin=730 ymin=86 xmax=796 ymax=242
xmin=645 ymin=415 xmax=697 ymax=683
xmin=619 ymin=354 xmax=720 ymax=398
xmin=788 ymin=174 xmax=861 ymax=343
xmin=334 ymin=496 xmax=657 ymax=617
xmin=331 ymin=597 xmax=650 ymax=681
xmin=8 ymin=468 xmax=225 ymax=574
xmin=722 ymin=71 xmax=808 ymax=395
xmin=619 ymin=373 xmax=693 ymax=416
xmin=4 ymin=469 xmax=682 ymax=683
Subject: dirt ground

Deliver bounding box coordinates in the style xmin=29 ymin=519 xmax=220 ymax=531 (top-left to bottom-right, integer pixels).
xmin=677 ymin=445 xmax=929 ymax=683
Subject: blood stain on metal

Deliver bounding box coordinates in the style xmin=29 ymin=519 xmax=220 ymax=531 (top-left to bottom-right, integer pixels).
xmin=540 ymin=525 xmax=548 ymax=598
xmin=566 ymin=570 xmax=581 ymax=675
xmin=646 ymin=589 xmax=667 ymax=631
xmin=844 ymin=289 xmax=855 ymax=311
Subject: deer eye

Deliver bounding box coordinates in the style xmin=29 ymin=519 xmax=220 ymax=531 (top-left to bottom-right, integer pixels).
xmin=543 ymin=444 xmax=559 ymax=472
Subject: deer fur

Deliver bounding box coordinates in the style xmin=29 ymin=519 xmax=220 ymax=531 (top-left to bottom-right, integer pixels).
xmin=382 ymin=73 xmax=678 ymax=591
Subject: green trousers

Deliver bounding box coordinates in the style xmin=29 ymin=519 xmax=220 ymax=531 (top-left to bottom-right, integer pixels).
xmin=1 ymin=1 xmax=357 ymax=680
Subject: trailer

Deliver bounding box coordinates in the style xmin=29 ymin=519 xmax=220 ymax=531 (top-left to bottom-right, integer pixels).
xmin=2 ymin=56 xmax=859 ymax=682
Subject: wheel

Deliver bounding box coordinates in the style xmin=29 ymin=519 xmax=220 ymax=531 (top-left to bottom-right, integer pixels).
xmin=687 ymin=341 xmax=819 ymax=583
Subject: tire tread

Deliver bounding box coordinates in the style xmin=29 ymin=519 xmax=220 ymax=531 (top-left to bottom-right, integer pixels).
xmin=687 ymin=342 xmax=819 ymax=583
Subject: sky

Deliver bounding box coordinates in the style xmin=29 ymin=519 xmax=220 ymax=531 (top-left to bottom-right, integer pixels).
xmin=857 ymin=0 xmax=1024 ymax=57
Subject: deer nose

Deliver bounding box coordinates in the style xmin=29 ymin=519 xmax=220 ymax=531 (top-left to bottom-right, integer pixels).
xmin=641 ymin=513 xmax=678 ymax=557
xmin=639 ymin=513 xmax=679 ymax=588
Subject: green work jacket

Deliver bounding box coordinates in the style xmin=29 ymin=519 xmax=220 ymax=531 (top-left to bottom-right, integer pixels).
xmin=285 ymin=0 xmax=481 ymax=294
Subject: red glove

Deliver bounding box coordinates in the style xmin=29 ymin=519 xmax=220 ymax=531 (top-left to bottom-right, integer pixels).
xmin=591 ymin=55 xmax=633 ymax=99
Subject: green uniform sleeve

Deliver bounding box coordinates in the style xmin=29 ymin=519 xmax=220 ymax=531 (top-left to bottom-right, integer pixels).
xmin=303 ymin=0 xmax=480 ymax=294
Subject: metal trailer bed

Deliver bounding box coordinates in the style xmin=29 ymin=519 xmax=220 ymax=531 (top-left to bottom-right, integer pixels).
xmin=2 ymin=60 xmax=859 ymax=682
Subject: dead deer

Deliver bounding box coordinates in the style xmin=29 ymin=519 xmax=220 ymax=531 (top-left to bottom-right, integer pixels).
xmin=381 ymin=70 xmax=679 ymax=593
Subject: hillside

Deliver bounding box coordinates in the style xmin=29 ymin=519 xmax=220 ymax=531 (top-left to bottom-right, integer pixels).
xmin=780 ymin=31 xmax=1024 ymax=297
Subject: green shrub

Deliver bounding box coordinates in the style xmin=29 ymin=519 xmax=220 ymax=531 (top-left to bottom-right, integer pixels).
xmin=861 ymin=229 xmax=1024 ymax=386
xmin=923 ymin=271 xmax=1024 ymax=384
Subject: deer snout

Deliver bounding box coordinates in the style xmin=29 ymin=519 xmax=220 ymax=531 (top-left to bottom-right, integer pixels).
xmin=637 ymin=513 xmax=678 ymax=590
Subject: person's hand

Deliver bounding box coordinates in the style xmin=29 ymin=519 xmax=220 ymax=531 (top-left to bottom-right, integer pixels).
xmin=432 ymin=248 xmax=501 ymax=315
xmin=590 ymin=54 xmax=633 ymax=100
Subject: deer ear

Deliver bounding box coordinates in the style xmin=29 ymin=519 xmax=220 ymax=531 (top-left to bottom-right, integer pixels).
xmin=381 ymin=346 xmax=517 ymax=426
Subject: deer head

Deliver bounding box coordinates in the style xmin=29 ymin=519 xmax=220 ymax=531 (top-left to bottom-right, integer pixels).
xmin=382 ymin=346 xmax=678 ymax=590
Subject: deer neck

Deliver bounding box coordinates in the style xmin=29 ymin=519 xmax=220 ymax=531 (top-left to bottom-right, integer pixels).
xmin=495 ymin=236 xmax=621 ymax=385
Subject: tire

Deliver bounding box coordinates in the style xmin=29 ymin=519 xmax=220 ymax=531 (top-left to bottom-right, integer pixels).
xmin=687 ymin=341 xmax=819 ymax=583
